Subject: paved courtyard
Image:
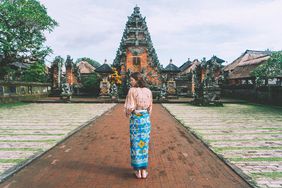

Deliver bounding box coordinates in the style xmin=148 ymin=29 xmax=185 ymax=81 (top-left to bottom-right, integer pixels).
xmin=163 ymin=103 xmax=282 ymax=188
xmin=0 ymin=104 xmax=250 ymax=188
xmin=0 ymin=103 xmax=115 ymax=181
xmin=0 ymin=102 xmax=280 ymax=187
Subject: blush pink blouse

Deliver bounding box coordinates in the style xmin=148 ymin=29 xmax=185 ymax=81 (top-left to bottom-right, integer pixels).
xmin=124 ymin=87 xmax=153 ymax=114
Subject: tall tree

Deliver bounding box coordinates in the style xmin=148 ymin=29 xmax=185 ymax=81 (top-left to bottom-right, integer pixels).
xmin=0 ymin=0 xmax=58 ymax=79
xmin=251 ymin=51 xmax=282 ymax=85
xmin=251 ymin=51 xmax=282 ymax=101
xmin=22 ymin=61 xmax=47 ymax=82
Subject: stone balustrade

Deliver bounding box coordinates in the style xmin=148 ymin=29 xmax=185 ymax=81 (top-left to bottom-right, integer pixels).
xmin=0 ymin=81 xmax=51 ymax=103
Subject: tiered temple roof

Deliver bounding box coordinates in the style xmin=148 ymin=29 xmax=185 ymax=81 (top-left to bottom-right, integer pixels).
xmin=95 ymin=63 xmax=113 ymax=74
xmin=162 ymin=59 xmax=180 ymax=73
xmin=206 ymin=56 xmax=225 ymax=64
xmin=113 ymin=6 xmax=161 ymax=70
xmin=77 ymin=61 xmax=95 ymax=74
xmin=179 ymin=58 xmax=193 ymax=72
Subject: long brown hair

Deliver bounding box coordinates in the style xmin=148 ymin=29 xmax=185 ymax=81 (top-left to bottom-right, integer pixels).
xmin=130 ymin=72 xmax=147 ymax=88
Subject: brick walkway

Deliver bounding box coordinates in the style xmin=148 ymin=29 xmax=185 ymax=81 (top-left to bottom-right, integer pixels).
xmin=0 ymin=104 xmax=250 ymax=188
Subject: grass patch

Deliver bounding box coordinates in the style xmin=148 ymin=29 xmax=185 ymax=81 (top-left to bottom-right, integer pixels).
xmin=0 ymin=148 xmax=43 ymax=151
xmin=0 ymin=159 xmax=26 ymax=163
xmin=201 ymin=132 xmax=282 ymax=136
xmin=0 ymin=134 xmax=65 ymax=136
xmin=230 ymin=157 xmax=282 ymax=162
xmin=0 ymin=102 xmax=29 ymax=109
xmin=194 ymin=128 xmax=282 ymax=131
xmin=0 ymin=139 xmax=58 ymax=143
xmin=251 ymin=172 xmax=282 ymax=179
xmin=260 ymin=128 xmax=282 ymax=131
xmin=0 ymin=128 xmax=71 ymax=131
xmin=247 ymin=104 xmax=282 ymax=113
xmin=213 ymin=147 xmax=282 ymax=152
xmin=207 ymin=139 xmax=282 ymax=143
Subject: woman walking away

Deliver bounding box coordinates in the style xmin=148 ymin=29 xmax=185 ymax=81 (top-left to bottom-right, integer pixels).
xmin=124 ymin=72 xmax=153 ymax=179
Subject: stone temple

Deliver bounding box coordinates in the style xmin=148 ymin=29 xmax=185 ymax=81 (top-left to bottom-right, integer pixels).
xmin=113 ymin=6 xmax=162 ymax=92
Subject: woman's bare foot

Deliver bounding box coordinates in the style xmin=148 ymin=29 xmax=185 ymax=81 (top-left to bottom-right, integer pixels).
xmin=141 ymin=169 xmax=148 ymax=179
xmin=134 ymin=170 xmax=142 ymax=179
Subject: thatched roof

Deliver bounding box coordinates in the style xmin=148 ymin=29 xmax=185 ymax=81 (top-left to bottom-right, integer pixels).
xmin=78 ymin=61 xmax=95 ymax=74
xmin=228 ymin=64 xmax=261 ymax=79
xmin=207 ymin=56 xmax=225 ymax=64
xmin=224 ymin=50 xmax=271 ymax=72
xmin=179 ymin=59 xmax=192 ymax=72
xmin=162 ymin=62 xmax=181 ymax=73
xmin=238 ymin=55 xmax=270 ymax=66
xmin=227 ymin=52 xmax=271 ymax=79
xmin=95 ymin=63 xmax=113 ymax=74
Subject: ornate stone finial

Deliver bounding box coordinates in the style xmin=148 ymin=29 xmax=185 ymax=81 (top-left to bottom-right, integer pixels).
xmin=169 ymin=59 xmax=172 ymax=64
xmin=65 ymin=55 xmax=73 ymax=66
xmin=134 ymin=6 xmax=140 ymax=14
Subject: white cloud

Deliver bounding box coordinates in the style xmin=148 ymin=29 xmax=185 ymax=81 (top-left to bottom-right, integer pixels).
xmin=40 ymin=0 xmax=282 ymax=67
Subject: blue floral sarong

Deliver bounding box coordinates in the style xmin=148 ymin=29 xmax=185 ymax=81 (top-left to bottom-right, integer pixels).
xmin=129 ymin=111 xmax=151 ymax=170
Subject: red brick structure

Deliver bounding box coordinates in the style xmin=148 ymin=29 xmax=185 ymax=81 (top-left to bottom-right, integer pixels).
xmin=113 ymin=6 xmax=162 ymax=93
xmin=65 ymin=56 xmax=78 ymax=86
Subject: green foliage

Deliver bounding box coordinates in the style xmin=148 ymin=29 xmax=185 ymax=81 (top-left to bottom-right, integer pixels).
xmin=75 ymin=57 xmax=101 ymax=68
xmin=251 ymin=51 xmax=282 ymax=84
xmin=22 ymin=61 xmax=47 ymax=82
xmin=251 ymin=172 xmax=282 ymax=179
xmin=0 ymin=0 xmax=58 ymax=79
xmin=80 ymin=73 xmax=100 ymax=96
xmin=0 ymin=102 xmax=29 ymax=108
xmin=0 ymin=66 xmax=14 ymax=79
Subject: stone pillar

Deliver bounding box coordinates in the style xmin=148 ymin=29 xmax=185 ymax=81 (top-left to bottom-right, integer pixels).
xmin=50 ymin=58 xmax=62 ymax=96
xmin=52 ymin=64 xmax=59 ymax=89
xmin=191 ymin=74 xmax=195 ymax=95
xmin=66 ymin=64 xmax=74 ymax=86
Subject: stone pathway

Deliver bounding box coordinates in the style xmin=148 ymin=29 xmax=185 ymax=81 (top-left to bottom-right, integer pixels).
xmin=0 ymin=103 xmax=115 ymax=181
xmin=0 ymin=104 xmax=250 ymax=188
xmin=163 ymin=103 xmax=282 ymax=188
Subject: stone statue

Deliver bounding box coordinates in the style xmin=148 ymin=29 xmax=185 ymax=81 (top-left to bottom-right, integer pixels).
xmin=100 ymin=77 xmax=111 ymax=96
xmin=167 ymin=80 xmax=176 ymax=95
xmin=110 ymin=83 xmax=118 ymax=99
xmin=60 ymin=83 xmax=72 ymax=101
xmin=160 ymin=83 xmax=167 ymax=99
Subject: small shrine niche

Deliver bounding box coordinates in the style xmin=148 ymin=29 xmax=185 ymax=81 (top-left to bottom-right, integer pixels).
xmin=161 ymin=59 xmax=181 ymax=99
xmin=95 ymin=59 xmax=113 ymax=98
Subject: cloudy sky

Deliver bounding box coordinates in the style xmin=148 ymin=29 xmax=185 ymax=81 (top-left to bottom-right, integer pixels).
xmin=40 ymin=0 xmax=282 ymax=67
